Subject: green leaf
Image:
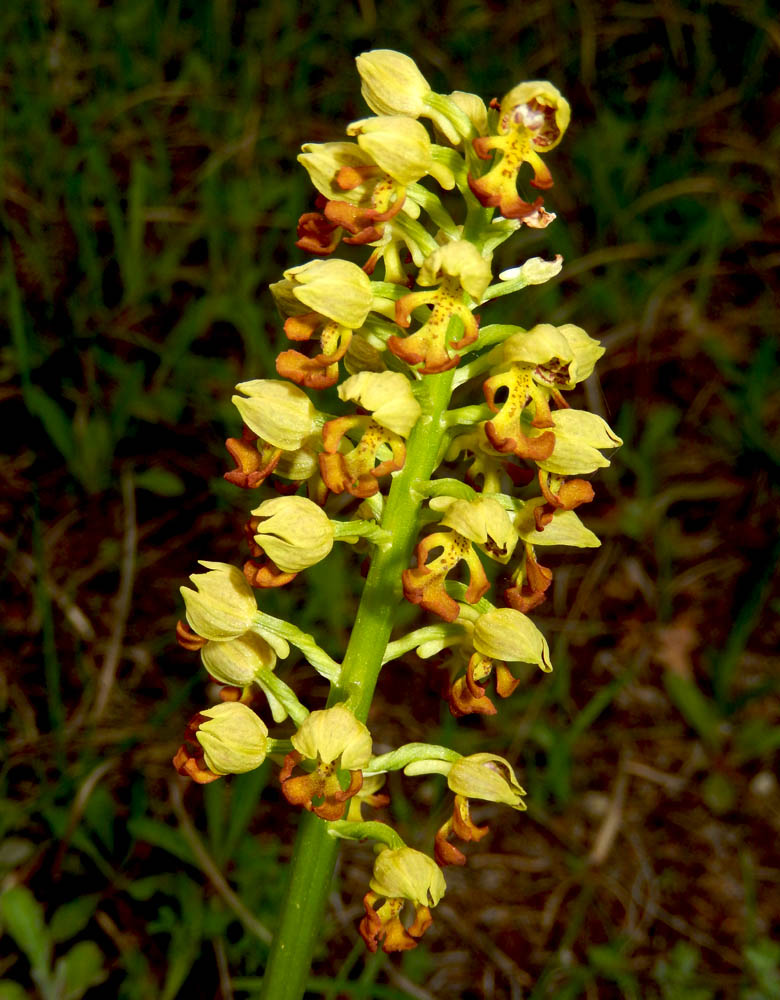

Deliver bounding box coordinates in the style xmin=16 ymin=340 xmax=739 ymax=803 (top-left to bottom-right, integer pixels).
xmin=134 ymin=468 xmax=186 ymax=496
xmin=24 ymin=385 xmax=76 ymax=464
xmin=54 ymin=941 xmax=107 ymax=1000
xmin=0 ymin=982 xmax=30 ymax=1000
xmin=127 ymin=817 xmax=196 ymax=866
xmin=663 ymin=673 xmax=722 ymax=746
xmin=49 ymin=895 xmax=100 ymax=944
xmin=0 ymin=886 xmax=52 ymax=974
xmin=222 ymin=764 xmax=271 ymax=863
xmin=0 ymin=838 xmax=36 ymax=871
xmin=160 ymin=877 xmax=204 ymax=1000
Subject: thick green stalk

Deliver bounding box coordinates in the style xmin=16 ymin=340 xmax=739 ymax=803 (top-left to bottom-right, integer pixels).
xmin=259 ymin=369 xmax=455 ymax=1000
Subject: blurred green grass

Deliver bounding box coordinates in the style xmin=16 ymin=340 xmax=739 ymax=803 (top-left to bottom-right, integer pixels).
xmin=2 ymin=1 xmax=779 ymax=998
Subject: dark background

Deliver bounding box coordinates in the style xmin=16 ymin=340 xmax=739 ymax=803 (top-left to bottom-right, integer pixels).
xmin=2 ymin=1 xmax=779 ymax=997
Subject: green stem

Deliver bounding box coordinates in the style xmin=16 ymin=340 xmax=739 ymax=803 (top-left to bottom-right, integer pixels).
xmin=253 ymin=610 xmax=341 ymax=684
xmin=258 ymin=369 xmax=456 ymax=1000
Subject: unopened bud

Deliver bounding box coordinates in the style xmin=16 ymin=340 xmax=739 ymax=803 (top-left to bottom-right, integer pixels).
xmin=251 ymin=495 xmax=334 ymax=572
xmin=201 ymin=631 xmax=276 ymax=687
xmin=232 ymin=380 xmax=317 ymax=451
xmin=356 ymin=50 xmax=431 ymax=118
xmin=196 ymin=703 xmax=268 ymax=775
xmin=283 ymin=259 xmax=374 ymax=329
xmin=181 ymin=562 xmax=257 ymax=641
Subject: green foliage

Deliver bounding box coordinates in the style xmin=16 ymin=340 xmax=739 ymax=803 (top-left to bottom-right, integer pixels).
xmin=0 ymin=886 xmax=108 ymax=1000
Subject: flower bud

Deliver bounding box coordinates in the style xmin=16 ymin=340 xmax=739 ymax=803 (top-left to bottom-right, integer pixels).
xmin=291 ymin=704 xmax=372 ymax=770
xmin=251 ymin=495 xmax=334 ymax=573
xmin=356 ymin=50 xmax=431 ymax=118
xmin=447 ymin=753 xmax=525 ymax=808
xmin=232 ymin=380 xmax=317 ymax=451
xmin=338 ymin=371 xmax=421 ymax=438
xmin=181 ymin=561 xmax=257 ymax=641
xmin=201 ymin=631 xmax=276 ymax=687
xmin=283 ymin=259 xmax=374 ymax=329
xmin=369 ymin=847 xmax=446 ymax=908
xmin=499 ymin=255 xmax=563 ymax=286
xmin=347 ymin=116 xmax=452 ymax=189
xmin=417 ymin=240 xmax=492 ymax=302
xmin=473 ymin=607 xmax=552 ymax=671
xmin=195 ymin=703 xmax=268 ymax=775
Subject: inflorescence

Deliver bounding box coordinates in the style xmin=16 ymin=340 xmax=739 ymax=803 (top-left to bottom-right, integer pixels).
xmin=172 ymin=50 xmax=620 ymax=955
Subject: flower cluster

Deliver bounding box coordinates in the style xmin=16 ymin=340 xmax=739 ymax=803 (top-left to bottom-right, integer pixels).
xmin=172 ymin=50 xmax=619 ymax=959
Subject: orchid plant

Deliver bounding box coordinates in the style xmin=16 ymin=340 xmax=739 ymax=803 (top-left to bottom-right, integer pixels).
xmin=172 ymin=50 xmax=620 ymax=998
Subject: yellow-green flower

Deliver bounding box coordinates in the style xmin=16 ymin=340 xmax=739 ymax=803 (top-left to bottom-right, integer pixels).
xmin=251 ymin=496 xmax=334 ymax=573
xmin=180 ymin=562 xmax=257 ymax=642
xmin=195 ymin=703 xmax=268 ymax=775
xmin=360 ymin=846 xmax=446 ymax=953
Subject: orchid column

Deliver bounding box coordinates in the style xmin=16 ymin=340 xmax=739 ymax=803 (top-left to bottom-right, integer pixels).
xmin=170 ymin=50 xmax=620 ymax=1000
